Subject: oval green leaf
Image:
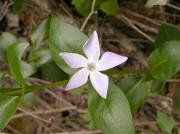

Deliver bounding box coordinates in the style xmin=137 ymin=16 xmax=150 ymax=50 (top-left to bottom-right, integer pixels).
xmin=0 ymin=95 xmax=21 ymax=131
xmin=49 ymin=16 xmax=87 ymax=75
xmin=88 ymin=82 xmax=135 ymax=134
xmin=117 ymin=77 xmax=150 ymax=112
xmin=7 ymin=44 xmax=26 ymax=88
xmin=148 ymin=40 xmax=180 ymax=80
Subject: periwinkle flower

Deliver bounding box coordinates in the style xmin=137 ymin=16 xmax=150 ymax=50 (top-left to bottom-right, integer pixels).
xmin=60 ymin=31 xmax=128 ymax=98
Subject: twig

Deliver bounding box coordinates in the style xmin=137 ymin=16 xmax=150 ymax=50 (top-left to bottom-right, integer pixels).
xmin=6 ymin=125 xmax=23 ymax=134
xmin=118 ymin=14 xmax=154 ymax=42
xmin=135 ymin=120 xmax=180 ymax=127
xmin=80 ymin=0 xmax=96 ymax=31
xmin=58 ymin=130 xmax=102 ymax=134
xmin=17 ymin=107 xmax=67 ymax=132
xmin=167 ymin=79 xmax=180 ymax=83
xmin=122 ymin=7 xmax=161 ymax=26
xmin=167 ymin=4 xmax=180 ymax=11
xmin=13 ymin=107 xmax=76 ymax=119
xmin=0 ymin=1 xmax=8 ymax=22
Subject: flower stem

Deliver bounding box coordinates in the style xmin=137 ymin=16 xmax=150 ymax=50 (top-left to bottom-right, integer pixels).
xmin=0 ymin=69 xmax=148 ymax=96
xmin=0 ymin=80 xmax=67 ymax=96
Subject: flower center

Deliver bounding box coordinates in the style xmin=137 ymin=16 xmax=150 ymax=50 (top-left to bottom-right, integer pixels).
xmin=87 ymin=63 xmax=96 ymax=71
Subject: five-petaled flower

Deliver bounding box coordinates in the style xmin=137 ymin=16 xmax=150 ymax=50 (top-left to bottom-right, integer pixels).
xmin=60 ymin=31 xmax=128 ymax=99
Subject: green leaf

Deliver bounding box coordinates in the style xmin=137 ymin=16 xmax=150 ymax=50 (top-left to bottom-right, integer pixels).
xmin=15 ymin=42 xmax=29 ymax=60
xmin=15 ymin=42 xmax=36 ymax=78
xmin=21 ymin=92 xmax=35 ymax=108
xmin=173 ymin=89 xmax=180 ymax=111
xmin=20 ymin=61 xmax=36 ymax=78
xmin=88 ymin=82 xmax=135 ymax=134
xmin=156 ymin=110 xmax=176 ymax=134
xmin=145 ymin=0 xmax=170 ymax=8
xmin=117 ymin=77 xmax=149 ymax=112
xmin=0 ymin=95 xmax=21 ymax=131
xmin=0 ymin=32 xmax=16 ymax=61
xmin=72 ymin=0 xmax=105 ymax=17
xmin=30 ymin=19 xmax=49 ymax=50
xmin=8 ymin=42 xmax=36 ymax=79
xmin=148 ymin=40 xmax=180 ymax=80
xmin=155 ymin=24 xmax=180 ymax=48
xmin=150 ymin=79 xmax=165 ymax=92
xmin=12 ymin=0 xmax=29 ymax=13
xmin=7 ymin=44 xmax=26 ymax=88
xmin=72 ymin=0 xmax=93 ymax=17
xmin=100 ymin=0 xmax=118 ymax=15
xmin=41 ymin=62 xmax=68 ymax=82
xmin=49 ymin=16 xmax=87 ymax=75
xmin=29 ymin=48 xmax=51 ymax=67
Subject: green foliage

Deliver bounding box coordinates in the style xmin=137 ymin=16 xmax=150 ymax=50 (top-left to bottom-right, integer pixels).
xmin=148 ymin=24 xmax=180 ymax=92
xmin=145 ymin=0 xmax=170 ymax=8
xmin=0 ymin=32 xmax=16 ymax=61
xmin=30 ymin=19 xmax=49 ymax=50
xmin=49 ymin=16 xmax=87 ymax=75
xmin=154 ymin=24 xmax=180 ymax=48
xmin=7 ymin=44 xmax=26 ymax=89
xmin=150 ymin=79 xmax=165 ymax=92
xmin=1 ymin=15 xmax=180 ymax=133
xmin=148 ymin=40 xmax=180 ymax=80
xmin=72 ymin=0 xmax=93 ymax=17
xmin=100 ymin=0 xmax=118 ymax=15
xmin=173 ymin=89 xmax=180 ymax=111
xmin=21 ymin=92 xmax=35 ymax=108
xmin=7 ymin=43 xmax=36 ymax=80
xmin=41 ymin=62 xmax=68 ymax=82
xmin=88 ymin=82 xmax=135 ymax=134
xmin=117 ymin=77 xmax=150 ymax=112
xmin=72 ymin=0 xmax=118 ymax=17
xmin=0 ymin=95 xmax=21 ymax=131
xmin=12 ymin=0 xmax=29 ymax=13
xmin=29 ymin=48 xmax=51 ymax=68
xmin=49 ymin=17 xmax=134 ymax=133
xmin=156 ymin=110 xmax=176 ymax=134
xmin=29 ymin=19 xmax=51 ymax=67
xmin=7 ymin=43 xmax=36 ymax=110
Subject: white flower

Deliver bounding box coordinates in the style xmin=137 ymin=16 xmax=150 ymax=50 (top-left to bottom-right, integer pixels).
xmin=60 ymin=31 xmax=128 ymax=98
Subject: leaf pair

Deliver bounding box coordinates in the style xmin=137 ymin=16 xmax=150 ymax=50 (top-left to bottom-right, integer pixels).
xmin=0 ymin=38 xmax=35 ymax=131
xmin=149 ymin=24 xmax=180 ymax=81
xmin=72 ymin=0 xmax=118 ymax=17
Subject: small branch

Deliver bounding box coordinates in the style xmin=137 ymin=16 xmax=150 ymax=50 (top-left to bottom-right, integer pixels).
xmin=80 ymin=0 xmax=96 ymax=31
xmin=18 ymin=108 xmax=66 ymax=132
xmin=167 ymin=4 xmax=180 ymax=11
xmin=13 ymin=106 xmax=76 ymax=119
xmin=58 ymin=130 xmax=101 ymax=134
xmin=0 ymin=80 xmax=67 ymax=96
xmin=119 ymin=14 xmax=154 ymax=42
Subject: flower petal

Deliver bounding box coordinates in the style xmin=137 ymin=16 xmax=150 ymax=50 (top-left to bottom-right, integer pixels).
xmin=83 ymin=31 xmax=100 ymax=62
xmin=60 ymin=52 xmax=88 ymax=68
xmin=90 ymin=71 xmax=109 ymax=98
xmin=66 ymin=68 xmax=89 ymax=90
xmin=97 ymin=52 xmax=128 ymax=71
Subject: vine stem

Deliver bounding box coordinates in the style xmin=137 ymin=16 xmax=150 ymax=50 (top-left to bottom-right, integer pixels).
xmin=0 ymin=80 xmax=67 ymax=96
xmin=80 ymin=0 xmax=96 ymax=31
xmin=0 ymin=69 xmax=149 ymax=96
